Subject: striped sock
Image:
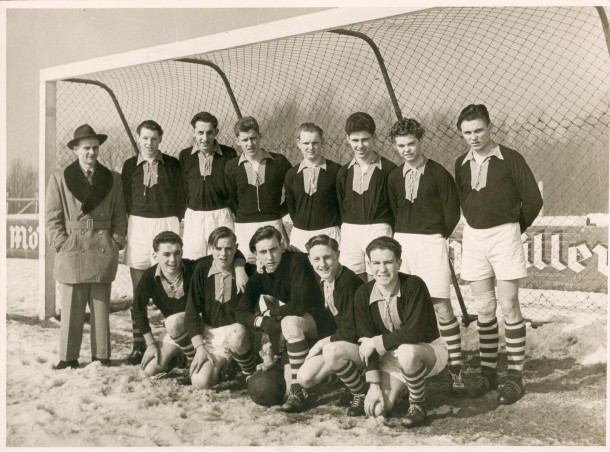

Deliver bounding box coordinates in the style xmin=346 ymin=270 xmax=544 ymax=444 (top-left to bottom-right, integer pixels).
xmin=403 ymin=364 xmax=427 ymax=405
xmin=438 ymin=316 xmax=463 ymax=368
xmin=504 ymin=319 xmax=526 ymax=376
xmin=477 ymin=318 xmax=499 ymax=374
xmin=130 ymin=311 xmax=145 ymax=349
xmin=335 ymin=360 xmax=366 ymax=395
xmin=286 ymin=339 xmax=309 ymax=391
xmin=231 ymin=345 xmax=257 ymax=377
xmin=169 ymin=331 xmax=196 ymax=359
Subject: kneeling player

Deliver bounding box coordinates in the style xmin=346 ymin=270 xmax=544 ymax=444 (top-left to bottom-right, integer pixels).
xmin=134 ymin=230 xmax=247 ymax=378
xmin=356 ymin=236 xmax=448 ymax=428
xmin=236 ymin=226 xmax=336 ymax=412
xmin=296 ymin=235 xmax=366 ymax=416
xmin=184 ymin=227 xmax=257 ymax=389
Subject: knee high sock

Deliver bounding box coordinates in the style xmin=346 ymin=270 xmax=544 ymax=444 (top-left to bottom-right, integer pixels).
xmin=169 ymin=331 xmax=196 ymax=359
xmin=403 ymin=364 xmax=427 ymax=405
xmin=286 ymin=339 xmax=309 ymax=391
xmin=335 ymin=360 xmax=366 ymax=395
xmin=438 ymin=316 xmax=463 ymax=368
xmin=231 ymin=345 xmax=258 ymax=377
xmin=477 ymin=318 xmax=499 ymax=374
xmin=504 ymin=319 xmax=526 ymax=378
xmin=130 ymin=309 xmax=145 ymax=350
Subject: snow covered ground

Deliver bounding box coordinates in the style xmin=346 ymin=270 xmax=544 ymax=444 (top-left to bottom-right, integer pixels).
xmin=5 ymin=258 xmax=607 ymax=447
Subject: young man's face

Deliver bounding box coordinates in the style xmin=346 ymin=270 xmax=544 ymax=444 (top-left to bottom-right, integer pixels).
xmin=211 ymin=236 xmax=236 ymax=271
xmin=154 ymin=242 xmax=183 ymax=275
xmin=73 ymin=137 xmax=100 ymax=168
xmin=254 ymin=236 xmax=284 ymax=273
xmin=368 ymin=248 xmax=401 ymax=288
xmin=138 ymin=128 xmax=162 ymax=159
xmin=347 ymin=131 xmax=375 ymax=162
xmin=193 ymin=121 xmax=219 ymax=153
xmin=308 ymin=244 xmax=340 ymax=281
xmin=394 ymin=134 xmax=424 ymax=166
xmin=297 ymin=131 xmax=324 ymax=163
xmin=236 ymin=129 xmax=261 ymax=160
xmin=459 ymin=118 xmax=492 ymax=154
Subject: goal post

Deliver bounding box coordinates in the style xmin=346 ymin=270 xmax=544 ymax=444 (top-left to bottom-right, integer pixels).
xmin=39 ymin=6 xmax=610 ymax=323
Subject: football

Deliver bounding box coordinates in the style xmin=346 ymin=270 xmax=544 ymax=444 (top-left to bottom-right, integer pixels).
xmin=247 ymin=368 xmax=287 ymax=407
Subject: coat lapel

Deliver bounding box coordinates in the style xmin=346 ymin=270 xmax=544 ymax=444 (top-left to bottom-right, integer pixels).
xmin=64 ymin=161 xmax=113 ymax=214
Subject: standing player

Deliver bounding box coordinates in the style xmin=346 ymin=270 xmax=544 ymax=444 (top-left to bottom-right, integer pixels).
xmin=235 ymin=226 xmax=336 ymax=413
xmin=454 ymin=104 xmax=542 ymax=404
xmin=284 ymin=123 xmax=342 ymax=251
xmin=296 ymin=235 xmax=366 ymax=416
xmin=179 ymin=111 xmax=237 ymax=259
xmin=224 ymin=116 xmax=292 ymax=262
xmin=46 ymin=124 xmax=127 ymax=369
xmin=356 ymin=237 xmax=447 ymax=428
xmin=135 ymin=230 xmax=248 ymax=379
xmin=184 ymin=227 xmax=257 ymax=389
xmin=336 ymin=112 xmax=397 ymax=280
xmin=122 ymin=120 xmax=186 ymax=365
xmin=386 ymin=118 xmax=465 ymax=396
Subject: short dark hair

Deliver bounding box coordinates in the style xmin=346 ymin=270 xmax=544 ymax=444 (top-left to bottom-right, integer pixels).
xmin=297 ymin=123 xmax=324 ymax=141
xmin=249 ymin=225 xmax=282 ymax=253
xmin=345 ymin=112 xmax=376 ymax=136
xmin=304 ymin=234 xmax=339 ymax=253
xmin=456 ymin=104 xmax=491 ymax=131
xmin=191 ymin=111 xmax=219 ymax=129
xmin=234 ymin=116 xmax=260 ymax=136
xmin=152 ymin=230 xmax=183 ymax=251
xmin=388 ymin=118 xmax=425 ymax=141
xmin=365 ymin=236 xmax=402 ymax=261
xmin=137 ymin=120 xmax=164 ymax=137
xmin=208 ymin=226 xmax=237 ymax=248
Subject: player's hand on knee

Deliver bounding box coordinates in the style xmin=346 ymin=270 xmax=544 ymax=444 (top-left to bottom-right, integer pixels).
xmin=141 ymin=342 xmax=160 ymax=370
xmin=358 ymin=337 xmax=375 ymax=366
xmin=364 ymin=383 xmax=385 ymax=417
xmin=190 ymin=346 xmax=209 ymax=376
xmin=306 ymin=337 xmax=330 ymax=361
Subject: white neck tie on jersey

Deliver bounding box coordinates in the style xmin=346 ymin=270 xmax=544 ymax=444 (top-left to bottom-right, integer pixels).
xmin=322 ymin=280 xmax=338 ymax=316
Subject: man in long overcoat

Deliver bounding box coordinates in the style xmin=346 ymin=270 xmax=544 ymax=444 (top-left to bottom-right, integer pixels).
xmin=46 ymin=124 xmax=127 ymax=369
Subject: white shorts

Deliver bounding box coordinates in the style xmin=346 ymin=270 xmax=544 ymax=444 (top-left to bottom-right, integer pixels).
xmin=198 ymin=324 xmax=237 ymax=362
xmin=124 ymin=215 xmax=180 ymax=270
xmin=461 ymin=222 xmax=527 ymax=281
xmin=380 ymin=337 xmax=448 ymax=384
xmin=182 ymin=207 xmax=235 ymax=260
xmin=339 ymin=223 xmax=393 ymax=275
xmin=234 ymin=219 xmax=287 ymax=263
xmin=289 ymin=225 xmax=341 ymax=252
xmin=394 ymin=232 xmax=450 ymax=299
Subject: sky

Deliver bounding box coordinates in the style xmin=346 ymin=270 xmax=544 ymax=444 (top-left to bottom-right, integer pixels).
xmin=4 ymin=5 xmax=329 ymax=168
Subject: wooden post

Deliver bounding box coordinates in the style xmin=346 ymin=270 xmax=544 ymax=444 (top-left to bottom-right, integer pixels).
xmin=39 ymin=80 xmax=57 ymax=320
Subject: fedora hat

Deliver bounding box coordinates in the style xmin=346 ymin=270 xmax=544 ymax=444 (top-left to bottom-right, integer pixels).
xmin=67 ymin=124 xmax=108 ymax=149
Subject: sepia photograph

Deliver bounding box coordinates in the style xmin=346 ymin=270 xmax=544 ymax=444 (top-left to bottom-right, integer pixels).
xmin=3 ymin=1 xmax=608 ymax=448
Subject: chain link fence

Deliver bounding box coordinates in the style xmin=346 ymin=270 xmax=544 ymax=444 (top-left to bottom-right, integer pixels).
xmin=50 ymin=6 xmax=609 ymax=323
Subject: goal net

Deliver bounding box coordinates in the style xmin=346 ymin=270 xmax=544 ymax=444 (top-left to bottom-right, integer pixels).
xmin=42 ymin=6 xmax=609 ymax=323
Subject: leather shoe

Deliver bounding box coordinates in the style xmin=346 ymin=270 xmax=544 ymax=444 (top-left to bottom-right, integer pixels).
xmin=498 ymin=377 xmax=525 ymax=405
xmin=467 ymin=370 xmax=498 ymax=398
xmin=55 ymin=359 xmax=79 ymax=370
xmin=401 ymin=403 xmax=426 ymax=428
xmin=126 ymin=347 xmax=144 ymax=365
xmin=92 ymin=357 xmax=112 ymax=366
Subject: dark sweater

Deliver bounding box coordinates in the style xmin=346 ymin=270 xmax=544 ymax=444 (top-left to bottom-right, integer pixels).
xmin=121 ymin=153 xmax=186 ymax=219
xmin=224 ymin=151 xmax=292 ymax=223
xmin=235 ymin=251 xmax=337 ymax=338
xmin=184 ymin=255 xmax=256 ymax=338
xmin=315 ymin=266 xmax=364 ymax=343
xmin=353 ymin=273 xmax=439 ymax=380
xmin=336 ymin=156 xmax=396 ymax=225
xmin=179 ymin=144 xmax=237 ymax=211
xmin=454 ymin=145 xmax=543 ymax=232
xmin=388 ymin=159 xmax=460 ymax=238
xmin=284 ymin=159 xmax=342 ymax=230
xmin=131 ymin=258 xmax=201 ymax=336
